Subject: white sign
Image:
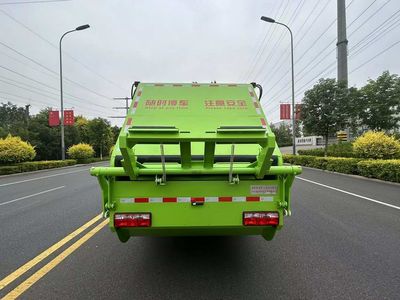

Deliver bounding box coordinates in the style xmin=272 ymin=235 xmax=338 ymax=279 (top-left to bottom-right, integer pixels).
xmin=250 ymin=185 xmax=278 ymax=195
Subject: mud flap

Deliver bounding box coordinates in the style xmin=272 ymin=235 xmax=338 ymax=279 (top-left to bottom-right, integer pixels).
xmin=261 ymin=227 xmax=277 ymax=241
xmin=116 ymin=229 xmax=130 ymax=243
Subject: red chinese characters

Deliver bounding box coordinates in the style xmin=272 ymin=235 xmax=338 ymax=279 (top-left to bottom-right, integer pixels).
xmin=204 ymin=100 xmax=248 ymax=109
xmin=145 ymin=99 xmax=188 ymax=109
xmin=63 ymin=110 xmax=74 ymax=126
xmin=280 ymin=104 xmax=291 ymax=120
xmin=48 ymin=110 xmax=60 ymax=127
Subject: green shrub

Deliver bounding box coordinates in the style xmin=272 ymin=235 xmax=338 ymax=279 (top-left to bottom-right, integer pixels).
xmin=0 ymin=160 xmax=77 ymax=175
xmin=297 ymin=148 xmax=324 ymax=157
xmin=0 ymin=135 xmax=36 ymax=164
xmin=353 ymin=131 xmax=400 ymax=159
xmin=0 ymin=165 xmax=21 ymax=175
xmin=283 ymin=154 xmax=400 ymax=182
xmin=67 ymin=143 xmax=95 ymax=160
xmin=283 ymin=155 xmax=361 ymax=174
xmin=324 ymin=157 xmax=361 ymax=174
xmin=357 ymin=160 xmax=400 ymax=183
xmin=297 ymin=142 xmax=354 ymax=157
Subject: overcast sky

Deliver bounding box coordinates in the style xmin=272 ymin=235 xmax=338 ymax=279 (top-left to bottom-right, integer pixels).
xmin=1 ymin=0 xmax=399 ymax=125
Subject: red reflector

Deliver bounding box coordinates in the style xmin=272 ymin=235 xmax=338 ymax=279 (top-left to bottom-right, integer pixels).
xmin=191 ymin=197 xmax=205 ymax=204
xmin=114 ymin=213 xmax=151 ymax=228
xmin=243 ymin=212 xmax=279 ymax=226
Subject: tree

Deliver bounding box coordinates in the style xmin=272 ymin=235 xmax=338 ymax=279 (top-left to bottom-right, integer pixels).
xmin=111 ymin=125 xmax=120 ymax=143
xmin=75 ymin=115 xmax=90 ymax=143
xmin=27 ymin=109 xmax=80 ymax=160
xmin=87 ymin=118 xmax=113 ymax=158
xmin=301 ymin=78 xmax=350 ymax=156
xmin=357 ymin=71 xmax=400 ymax=131
xmin=27 ymin=109 xmax=60 ymax=160
xmin=0 ymin=102 xmax=29 ymax=140
xmin=270 ymin=123 xmax=293 ymax=147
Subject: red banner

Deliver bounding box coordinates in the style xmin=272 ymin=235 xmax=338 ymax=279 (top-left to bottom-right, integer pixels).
xmin=280 ymin=104 xmax=291 ymax=120
xmin=63 ymin=110 xmax=74 ymax=126
xmin=48 ymin=110 xmax=60 ymax=127
xmin=295 ymin=104 xmax=302 ymax=120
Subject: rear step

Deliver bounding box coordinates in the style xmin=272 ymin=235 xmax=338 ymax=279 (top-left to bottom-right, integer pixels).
xmin=114 ymin=155 xmax=279 ymax=166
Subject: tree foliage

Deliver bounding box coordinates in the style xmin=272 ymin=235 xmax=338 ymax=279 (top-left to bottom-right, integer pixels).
xmin=301 ymin=79 xmax=351 ymax=154
xmin=357 ymin=71 xmax=400 ymax=131
xmin=87 ymin=118 xmax=113 ymax=158
xmin=0 ymin=135 xmax=36 ymax=164
xmin=270 ymin=123 xmax=293 ymax=147
xmin=0 ymin=103 xmax=120 ymax=161
xmin=0 ymin=102 xmax=29 ymax=140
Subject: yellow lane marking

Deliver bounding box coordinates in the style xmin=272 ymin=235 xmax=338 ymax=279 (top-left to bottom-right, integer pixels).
xmin=3 ymin=219 xmax=108 ymax=300
xmin=0 ymin=214 xmax=102 ymax=291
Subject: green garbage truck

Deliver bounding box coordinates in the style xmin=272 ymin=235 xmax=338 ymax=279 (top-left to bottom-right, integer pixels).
xmin=90 ymin=82 xmax=301 ymax=242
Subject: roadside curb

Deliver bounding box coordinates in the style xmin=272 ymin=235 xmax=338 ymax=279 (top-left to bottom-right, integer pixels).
xmin=297 ymin=165 xmax=400 ymax=187
xmin=0 ymin=161 xmax=108 ymax=179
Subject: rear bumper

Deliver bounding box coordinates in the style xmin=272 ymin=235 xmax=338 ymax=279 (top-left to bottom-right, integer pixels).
xmin=114 ymin=225 xmax=279 ymax=242
xmin=109 ymin=201 xmax=283 ymax=242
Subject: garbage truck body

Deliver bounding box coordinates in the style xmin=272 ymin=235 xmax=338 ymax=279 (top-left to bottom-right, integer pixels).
xmin=90 ymin=82 xmax=301 ymax=242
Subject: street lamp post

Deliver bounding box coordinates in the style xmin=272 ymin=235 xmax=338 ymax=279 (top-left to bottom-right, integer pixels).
xmin=59 ymin=24 xmax=90 ymax=160
xmin=261 ymin=16 xmax=296 ymax=155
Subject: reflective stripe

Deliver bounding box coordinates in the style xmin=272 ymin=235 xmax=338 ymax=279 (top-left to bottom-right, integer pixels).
xmin=246 ymin=196 xmax=260 ymax=202
xmin=218 ymin=197 xmax=232 ymax=202
xmin=177 ymin=197 xmax=191 ymax=203
xmin=260 ymin=118 xmax=267 ymax=127
xmin=163 ymin=197 xmax=177 ymax=203
xmin=149 ymin=197 xmax=162 ymax=203
xmin=261 ymin=196 xmax=274 ymax=202
xmin=120 ymin=198 xmax=134 ymax=203
xmin=135 ymin=198 xmax=148 ymax=203
xmin=120 ymin=196 xmax=274 ymax=203
xmin=205 ymin=197 xmax=218 ymax=202
xmin=233 ymin=196 xmax=246 ymax=202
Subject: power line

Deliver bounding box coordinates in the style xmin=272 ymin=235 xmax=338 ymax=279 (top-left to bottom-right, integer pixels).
xmin=0 ymin=64 xmax=110 ymax=108
xmin=0 ymin=91 xmax=107 ymax=117
xmin=244 ymin=0 xmax=291 ymax=81
xmin=348 ymin=0 xmax=392 ymax=38
xmin=239 ymin=1 xmax=284 ymax=82
xmin=0 ymin=77 xmax=110 ymax=114
xmin=0 ymin=39 xmax=113 ymax=101
xmin=350 ymin=39 xmax=400 ymax=74
xmin=347 ymin=0 xmax=378 ymax=28
xmin=252 ymin=0 xmax=306 ymax=81
xmin=259 ymin=0 xmax=331 ymax=94
xmin=0 ymin=81 xmax=110 ymax=116
xmin=0 ymin=0 xmax=70 ymax=4
xmin=0 ymin=9 xmax=126 ymax=91
xmin=294 ymin=0 xmax=331 ymax=48
xmin=256 ymin=0 xmax=308 ymax=85
xmin=264 ymin=0 xmax=356 ymax=92
xmin=350 ymin=7 xmax=400 ymax=54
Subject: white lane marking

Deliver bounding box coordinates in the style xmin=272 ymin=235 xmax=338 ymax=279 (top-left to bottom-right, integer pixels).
xmin=0 ymin=186 xmax=65 ymax=206
xmin=297 ymin=177 xmax=400 ymax=210
xmin=0 ymin=169 xmax=87 ymax=187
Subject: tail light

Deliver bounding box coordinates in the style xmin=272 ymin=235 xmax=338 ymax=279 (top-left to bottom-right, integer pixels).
xmin=243 ymin=212 xmax=279 ymax=226
xmin=114 ymin=213 xmax=151 ymax=228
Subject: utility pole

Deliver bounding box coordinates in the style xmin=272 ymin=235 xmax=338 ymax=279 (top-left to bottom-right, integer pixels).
xmin=337 ymin=0 xmax=348 ymax=87
xmin=111 ymin=97 xmax=130 ymax=118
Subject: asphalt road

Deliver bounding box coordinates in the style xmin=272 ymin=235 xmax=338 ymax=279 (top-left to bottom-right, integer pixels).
xmin=0 ymin=164 xmax=399 ymax=299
